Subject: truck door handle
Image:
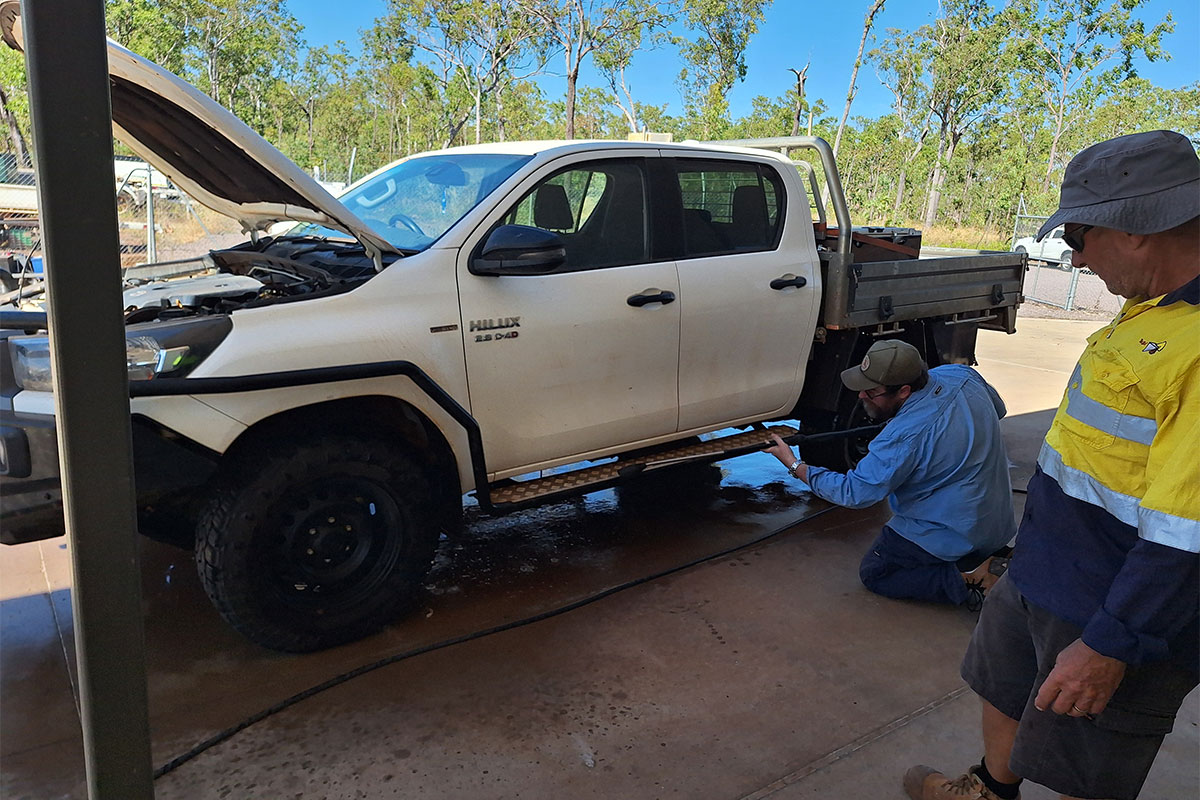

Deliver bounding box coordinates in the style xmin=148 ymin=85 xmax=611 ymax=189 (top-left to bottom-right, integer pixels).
xmin=770 ymin=274 xmax=807 ymax=290
xmin=627 ymin=290 xmax=676 ymax=307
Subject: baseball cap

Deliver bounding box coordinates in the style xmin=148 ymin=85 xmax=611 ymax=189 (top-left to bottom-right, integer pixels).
xmin=1036 ymin=130 xmax=1200 ymax=241
xmin=840 ymin=340 xmax=926 ymax=392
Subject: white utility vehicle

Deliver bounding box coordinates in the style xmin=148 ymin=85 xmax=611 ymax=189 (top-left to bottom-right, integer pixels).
xmin=1012 ymin=228 xmax=1073 ymax=267
xmin=0 ymin=18 xmax=1026 ymax=651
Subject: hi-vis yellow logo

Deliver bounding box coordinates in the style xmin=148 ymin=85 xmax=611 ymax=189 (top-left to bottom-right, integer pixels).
xmin=1140 ymin=339 xmax=1165 ymax=354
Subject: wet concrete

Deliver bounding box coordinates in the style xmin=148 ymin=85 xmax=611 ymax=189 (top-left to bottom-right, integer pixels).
xmin=2 ymin=446 xmax=833 ymax=797
xmin=2 ymin=317 xmax=1197 ymax=799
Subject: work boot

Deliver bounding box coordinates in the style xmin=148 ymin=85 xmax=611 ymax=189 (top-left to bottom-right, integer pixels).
xmin=904 ymin=764 xmax=1019 ymax=799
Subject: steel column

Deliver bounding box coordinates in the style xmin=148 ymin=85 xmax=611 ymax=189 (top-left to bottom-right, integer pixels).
xmin=18 ymin=0 xmax=155 ymax=796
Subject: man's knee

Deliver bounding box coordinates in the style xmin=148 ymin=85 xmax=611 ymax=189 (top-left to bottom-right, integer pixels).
xmin=858 ymin=548 xmax=890 ymax=592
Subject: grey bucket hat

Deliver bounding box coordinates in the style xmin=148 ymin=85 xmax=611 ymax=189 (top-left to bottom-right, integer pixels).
xmin=1036 ymin=130 xmax=1200 ymax=240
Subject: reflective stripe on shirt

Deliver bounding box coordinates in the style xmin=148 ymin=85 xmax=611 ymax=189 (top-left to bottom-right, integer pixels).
xmin=1064 ymin=365 xmax=1158 ymax=446
xmin=1037 ymin=440 xmax=1140 ymax=527
xmin=1139 ymin=505 xmax=1200 ymax=554
xmin=1039 ymin=440 xmax=1200 ymax=552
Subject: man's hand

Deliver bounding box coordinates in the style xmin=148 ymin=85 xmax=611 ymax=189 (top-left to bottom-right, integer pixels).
xmin=1034 ymin=638 xmax=1127 ymax=718
xmin=764 ymin=433 xmax=802 ymax=474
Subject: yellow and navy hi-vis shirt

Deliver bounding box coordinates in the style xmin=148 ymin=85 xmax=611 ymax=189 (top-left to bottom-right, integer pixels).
xmin=1009 ymin=275 xmax=1200 ymax=669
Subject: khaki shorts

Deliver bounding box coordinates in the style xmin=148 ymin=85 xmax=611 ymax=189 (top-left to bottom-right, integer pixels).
xmin=960 ymin=574 xmax=1196 ymax=800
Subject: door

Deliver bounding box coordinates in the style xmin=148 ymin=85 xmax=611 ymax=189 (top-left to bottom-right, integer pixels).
xmin=669 ymin=157 xmax=819 ymax=430
xmin=457 ymin=156 xmax=680 ymax=475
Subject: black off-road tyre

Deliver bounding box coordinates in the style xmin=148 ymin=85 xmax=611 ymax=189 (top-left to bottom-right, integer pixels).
xmin=802 ymin=391 xmax=878 ymax=472
xmin=195 ymin=436 xmax=438 ymax=652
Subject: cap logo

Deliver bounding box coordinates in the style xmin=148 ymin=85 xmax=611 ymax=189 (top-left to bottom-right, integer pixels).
xmin=861 ymin=355 xmax=871 ymax=370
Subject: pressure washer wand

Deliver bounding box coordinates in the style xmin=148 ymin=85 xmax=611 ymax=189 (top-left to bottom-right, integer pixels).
xmin=616 ymin=423 xmax=885 ymax=479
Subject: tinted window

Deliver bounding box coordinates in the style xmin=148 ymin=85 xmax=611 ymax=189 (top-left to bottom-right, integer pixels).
xmin=502 ymin=160 xmax=647 ymax=271
xmin=673 ymin=161 xmax=784 ymax=258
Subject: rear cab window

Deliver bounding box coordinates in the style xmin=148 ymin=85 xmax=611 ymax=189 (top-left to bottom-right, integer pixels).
xmin=669 ymin=159 xmax=786 ymax=259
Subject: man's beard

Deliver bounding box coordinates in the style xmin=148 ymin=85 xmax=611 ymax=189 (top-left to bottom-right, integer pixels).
xmin=864 ymin=401 xmax=899 ymax=422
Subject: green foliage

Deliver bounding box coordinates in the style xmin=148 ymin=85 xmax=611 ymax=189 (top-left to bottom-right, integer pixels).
xmin=0 ymin=0 xmax=1186 ymax=248
xmin=677 ymin=0 xmax=773 ymax=138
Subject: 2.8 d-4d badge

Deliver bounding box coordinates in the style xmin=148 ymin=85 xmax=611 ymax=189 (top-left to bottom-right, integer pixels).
xmin=470 ymin=316 xmax=521 ymax=343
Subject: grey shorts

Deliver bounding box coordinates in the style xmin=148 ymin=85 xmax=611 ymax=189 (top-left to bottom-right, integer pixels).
xmin=961 ymin=574 xmax=1197 ymax=800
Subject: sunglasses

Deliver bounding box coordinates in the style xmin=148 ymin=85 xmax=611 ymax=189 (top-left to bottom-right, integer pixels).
xmin=1062 ymin=224 xmax=1093 ymax=253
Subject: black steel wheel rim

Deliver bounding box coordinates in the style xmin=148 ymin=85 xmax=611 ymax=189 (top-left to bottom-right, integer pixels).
xmin=255 ymin=476 xmax=406 ymax=614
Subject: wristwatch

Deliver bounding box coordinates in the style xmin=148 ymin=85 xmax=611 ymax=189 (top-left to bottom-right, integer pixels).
xmin=787 ymin=459 xmax=802 ymax=477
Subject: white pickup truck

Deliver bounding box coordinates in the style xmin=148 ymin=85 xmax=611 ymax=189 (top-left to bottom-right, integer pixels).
xmin=0 ymin=24 xmax=1026 ymax=651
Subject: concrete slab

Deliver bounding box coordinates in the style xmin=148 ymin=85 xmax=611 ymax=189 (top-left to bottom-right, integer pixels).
xmin=2 ymin=316 xmax=1197 ymax=800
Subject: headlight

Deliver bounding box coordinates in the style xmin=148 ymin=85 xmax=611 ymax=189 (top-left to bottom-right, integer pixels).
xmin=8 ymin=315 xmax=233 ymax=392
xmin=9 ymin=336 xmax=53 ymax=391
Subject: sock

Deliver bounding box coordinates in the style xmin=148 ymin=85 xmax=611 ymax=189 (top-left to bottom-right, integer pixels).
xmin=977 ymin=757 xmax=1022 ymax=799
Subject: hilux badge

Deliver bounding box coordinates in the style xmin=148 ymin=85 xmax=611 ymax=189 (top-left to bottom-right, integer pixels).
xmin=469 ymin=316 xmax=521 ymax=332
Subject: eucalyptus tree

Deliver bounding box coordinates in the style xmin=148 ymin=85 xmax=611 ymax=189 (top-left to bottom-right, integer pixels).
xmin=594 ymin=13 xmax=668 ymax=134
xmin=521 ymin=0 xmax=673 ymax=139
xmin=0 ymin=47 xmax=28 ymax=168
xmin=373 ymin=0 xmax=547 ymax=147
xmin=676 ymin=0 xmax=773 ymax=139
xmin=831 ymin=0 xmax=885 ymax=158
xmin=105 ymin=0 xmax=189 ymax=74
xmin=871 ymin=27 xmax=932 ymax=217
xmin=916 ymin=0 xmax=1016 ymax=229
xmin=179 ymin=0 xmax=304 ymax=125
xmin=284 ymin=44 xmax=352 ymax=161
xmin=1011 ymin=0 xmax=1173 ymax=189
xmin=788 ymin=63 xmax=808 ymax=137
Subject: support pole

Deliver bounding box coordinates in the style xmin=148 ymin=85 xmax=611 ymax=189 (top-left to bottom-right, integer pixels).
xmin=16 ymin=0 xmax=155 ymax=796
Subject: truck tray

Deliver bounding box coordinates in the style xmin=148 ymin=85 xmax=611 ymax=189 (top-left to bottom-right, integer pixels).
xmin=819 ymin=250 xmax=1025 ymax=332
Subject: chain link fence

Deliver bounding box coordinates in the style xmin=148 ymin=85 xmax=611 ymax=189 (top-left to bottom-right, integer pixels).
xmin=1011 ymin=213 xmax=1122 ymax=318
xmin=115 ymin=185 xmax=244 ymax=274
xmin=3 ymin=165 xmax=246 ymax=302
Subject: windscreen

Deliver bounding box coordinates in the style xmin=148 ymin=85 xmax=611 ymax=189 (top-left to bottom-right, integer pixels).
xmin=291 ymin=153 xmax=532 ymax=251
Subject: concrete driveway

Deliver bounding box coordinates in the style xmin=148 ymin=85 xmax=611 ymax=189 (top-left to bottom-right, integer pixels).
xmin=2 ymin=317 xmax=1196 ymax=799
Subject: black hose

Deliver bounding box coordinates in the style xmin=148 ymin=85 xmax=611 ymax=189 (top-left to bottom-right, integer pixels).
xmin=153 ymin=503 xmax=839 ymax=780
xmin=156 ymin=480 xmax=1037 ymax=777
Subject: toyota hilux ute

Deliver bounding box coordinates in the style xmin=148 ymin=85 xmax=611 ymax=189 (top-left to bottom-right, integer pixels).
xmin=0 ymin=9 xmax=1026 ymax=652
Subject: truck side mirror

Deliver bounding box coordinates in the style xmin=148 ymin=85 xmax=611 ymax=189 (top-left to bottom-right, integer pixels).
xmin=471 ymin=224 xmax=567 ymax=276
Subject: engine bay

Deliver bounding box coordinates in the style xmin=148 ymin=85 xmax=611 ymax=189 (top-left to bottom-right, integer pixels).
xmin=1 ymin=235 xmax=400 ymax=325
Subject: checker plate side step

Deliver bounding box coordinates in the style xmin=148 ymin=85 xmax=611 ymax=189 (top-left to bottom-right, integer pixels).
xmin=486 ymin=425 xmax=797 ymax=512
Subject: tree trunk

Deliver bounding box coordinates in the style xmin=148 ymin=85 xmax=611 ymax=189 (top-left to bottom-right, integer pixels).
xmin=565 ymin=67 xmax=579 ymax=139
xmin=0 ymin=85 xmax=30 ymax=167
xmin=789 ymin=64 xmax=809 ymax=137
xmin=1042 ymin=70 xmax=1070 ymax=191
xmin=497 ymin=90 xmax=506 ymax=142
xmin=893 ymin=168 xmax=907 ymax=218
xmin=832 ymin=0 xmax=885 ymax=157
xmin=923 ymin=128 xmax=960 ymax=231
xmin=822 ymin=0 xmax=884 ymax=209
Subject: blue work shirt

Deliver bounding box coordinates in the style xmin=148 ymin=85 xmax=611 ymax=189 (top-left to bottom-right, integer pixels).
xmin=803 ymin=364 xmax=1015 ymax=562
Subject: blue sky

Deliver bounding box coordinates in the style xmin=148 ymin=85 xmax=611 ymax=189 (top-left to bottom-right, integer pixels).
xmin=286 ymin=0 xmax=1199 ymax=122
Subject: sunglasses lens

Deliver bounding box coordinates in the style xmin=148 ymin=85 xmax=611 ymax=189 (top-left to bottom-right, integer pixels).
xmin=1062 ymin=225 xmax=1090 ymax=252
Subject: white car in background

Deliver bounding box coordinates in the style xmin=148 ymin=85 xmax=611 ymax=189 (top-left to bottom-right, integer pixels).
xmin=1012 ymin=228 xmax=1074 ymax=268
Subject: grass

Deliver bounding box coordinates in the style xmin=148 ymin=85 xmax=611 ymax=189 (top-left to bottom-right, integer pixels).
xmin=117 ymin=196 xmax=242 ymax=266
xmin=917 ymin=224 xmax=1011 ymax=252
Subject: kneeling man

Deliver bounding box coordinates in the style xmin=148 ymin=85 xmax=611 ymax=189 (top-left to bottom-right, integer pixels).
xmin=766 ymin=339 xmax=1014 ymax=608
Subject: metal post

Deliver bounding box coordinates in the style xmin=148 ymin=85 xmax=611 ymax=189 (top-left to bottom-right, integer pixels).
xmin=145 ymin=174 xmax=156 ymax=263
xmin=15 ymin=0 xmax=155 ymax=797
xmin=1065 ymin=266 xmax=1080 ymax=312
